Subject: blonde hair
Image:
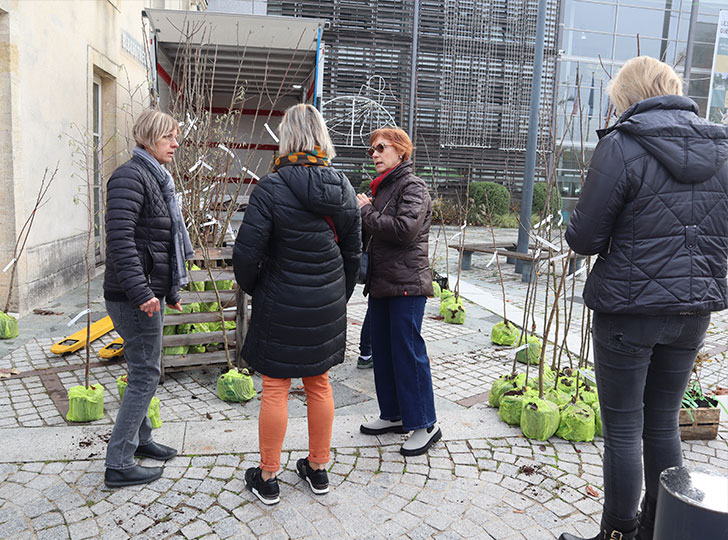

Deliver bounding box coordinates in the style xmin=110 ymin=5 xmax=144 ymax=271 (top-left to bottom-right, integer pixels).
xmin=133 ymin=109 xmax=178 ymax=150
xmin=278 ymin=104 xmax=336 ymax=158
xmin=608 ymin=56 xmax=683 ymax=115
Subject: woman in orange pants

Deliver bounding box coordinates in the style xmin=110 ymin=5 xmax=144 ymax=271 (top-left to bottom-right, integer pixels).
xmin=233 ymin=104 xmax=361 ymax=505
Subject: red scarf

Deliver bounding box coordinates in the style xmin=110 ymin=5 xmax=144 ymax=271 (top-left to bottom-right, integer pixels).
xmin=370 ymin=168 xmax=394 ymax=197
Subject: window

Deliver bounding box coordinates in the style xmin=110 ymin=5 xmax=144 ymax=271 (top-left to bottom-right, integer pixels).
xmin=92 ymin=78 xmax=103 ymax=264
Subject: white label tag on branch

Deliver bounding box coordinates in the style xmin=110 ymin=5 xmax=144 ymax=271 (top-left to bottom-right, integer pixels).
xmin=569 ymin=266 xmax=588 ymax=279
xmin=241 ymin=166 xmax=260 ymax=181
xmin=217 ymin=144 xmax=235 ymax=157
xmin=460 ymin=221 xmax=467 ymax=230
xmin=486 ymin=252 xmax=497 ymax=268
xmin=201 ymin=219 xmax=219 ymax=227
xmin=550 ymin=252 xmax=569 ymax=263
xmin=189 ymin=160 xmax=202 ymax=172
xmin=557 ymin=213 xmax=564 ymax=227
xmin=200 ymin=161 xmax=213 ymax=171
xmin=513 ymin=343 xmax=529 ymax=353
xmin=535 ymin=235 xmax=560 ymax=251
xmin=534 ymin=214 xmax=553 ymax=229
xmin=579 ymin=368 xmax=596 ymax=383
xmin=2 ymin=258 xmax=16 ymax=273
xmin=264 ymin=123 xmax=279 ymax=143
xmin=68 ymin=308 xmax=90 ymax=327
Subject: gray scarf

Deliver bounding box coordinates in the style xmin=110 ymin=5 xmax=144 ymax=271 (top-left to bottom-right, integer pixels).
xmin=133 ymin=147 xmax=194 ymax=293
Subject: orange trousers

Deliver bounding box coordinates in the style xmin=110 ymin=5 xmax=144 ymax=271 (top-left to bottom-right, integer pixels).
xmin=259 ymin=372 xmax=334 ymax=472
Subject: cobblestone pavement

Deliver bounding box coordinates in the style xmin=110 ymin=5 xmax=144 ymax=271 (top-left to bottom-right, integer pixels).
xmin=0 ymin=227 xmax=726 ymax=540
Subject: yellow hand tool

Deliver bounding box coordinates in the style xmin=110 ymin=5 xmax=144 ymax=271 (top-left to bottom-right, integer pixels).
xmin=50 ymin=315 xmax=115 ymax=355
xmin=99 ymin=337 xmax=124 ymax=359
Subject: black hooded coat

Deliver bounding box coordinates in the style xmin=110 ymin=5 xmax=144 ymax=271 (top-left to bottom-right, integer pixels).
xmin=566 ymin=95 xmax=728 ymax=314
xmin=233 ymin=165 xmax=361 ymax=378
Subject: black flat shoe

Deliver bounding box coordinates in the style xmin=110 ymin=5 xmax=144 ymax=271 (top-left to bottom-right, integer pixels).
xmin=135 ymin=441 xmax=178 ymax=461
xmin=104 ymin=465 xmax=163 ymax=488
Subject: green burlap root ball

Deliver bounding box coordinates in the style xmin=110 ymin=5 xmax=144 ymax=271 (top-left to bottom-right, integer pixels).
xmin=543 ymin=387 xmax=572 ymax=409
xmin=489 ymin=375 xmax=518 ymax=408
xmin=521 ymin=398 xmax=560 ymax=440
xmin=0 ymin=311 xmax=19 ymax=339
xmin=557 ymin=401 xmax=596 ymax=442
xmin=516 ymin=335 xmax=542 ymax=365
xmin=528 ymin=366 xmax=557 ymax=390
xmin=499 ymin=388 xmax=537 ymax=426
xmin=66 ymin=384 xmax=105 ymax=422
xmin=187 ymin=263 xmax=205 ymax=292
xmin=444 ymin=297 xmax=465 ymax=325
xmin=592 ymin=401 xmax=602 ymax=437
xmin=557 ymin=375 xmax=580 ymax=396
xmin=217 ymin=368 xmax=257 ymax=402
xmin=491 ymin=321 xmax=519 ymax=346
xmin=439 ymin=290 xmax=456 ymax=315
xmin=580 ymin=385 xmax=599 ymax=406
xmin=147 ymin=397 xmax=162 ymax=428
xmin=432 ymin=281 xmax=441 ymax=298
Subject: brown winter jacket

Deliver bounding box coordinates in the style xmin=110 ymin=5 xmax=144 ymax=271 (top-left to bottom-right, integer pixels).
xmin=361 ymin=160 xmax=434 ymax=298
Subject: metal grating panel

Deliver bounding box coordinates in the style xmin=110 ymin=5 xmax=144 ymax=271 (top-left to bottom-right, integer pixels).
xmin=267 ymin=0 xmax=559 ymax=199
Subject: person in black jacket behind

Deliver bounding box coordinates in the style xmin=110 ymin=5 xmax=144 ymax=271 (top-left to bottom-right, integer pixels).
xmin=561 ymin=57 xmax=728 ymax=540
xmin=234 ymin=104 xmax=360 ymax=505
xmin=103 ymin=109 xmax=193 ymax=488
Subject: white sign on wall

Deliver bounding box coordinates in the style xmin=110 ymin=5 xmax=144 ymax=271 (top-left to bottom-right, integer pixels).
xmin=121 ymin=30 xmax=148 ymax=68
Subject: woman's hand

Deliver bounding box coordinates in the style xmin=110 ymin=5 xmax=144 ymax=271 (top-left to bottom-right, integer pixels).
xmin=139 ymin=297 xmax=161 ymax=317
xmin=166 ymin=302 xmax=183 ymax=312
xmin=357 ymin=193 xmax=372 ymax=208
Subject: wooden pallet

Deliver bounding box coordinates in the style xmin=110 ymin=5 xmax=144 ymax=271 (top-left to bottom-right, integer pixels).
xmin=679 ymin=407 xmax=720 ymax=440
xmin=161 ymin=247 xmax=249 ymax=378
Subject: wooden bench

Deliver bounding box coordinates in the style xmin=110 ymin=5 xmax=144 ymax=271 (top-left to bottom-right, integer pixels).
xmin=448 ymin=241 xmax=585 ymax=276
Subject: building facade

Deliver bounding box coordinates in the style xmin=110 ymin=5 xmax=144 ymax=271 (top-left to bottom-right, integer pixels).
xmin=555 ymin=0 xmax=725 ymax=207
xmin=0 ymin=0 xmax=204 ymax=315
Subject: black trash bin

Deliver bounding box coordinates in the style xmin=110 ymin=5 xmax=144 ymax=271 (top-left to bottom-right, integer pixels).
xmin=653 ymin=466 xmax=728 ymax=540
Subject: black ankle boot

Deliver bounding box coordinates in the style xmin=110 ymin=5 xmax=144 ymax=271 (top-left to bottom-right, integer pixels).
xmin=558 ymin=513 xmax=638 ymax=540
xmin=636 ymin=496 xmax=657 ymax=540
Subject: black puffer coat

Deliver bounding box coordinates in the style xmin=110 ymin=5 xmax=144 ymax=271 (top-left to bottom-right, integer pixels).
xmin=566 ymin=95 xmax=728 ymax=314
xmin=233 ymin=165 xmax=361 ymax=378
xmin=361 ymin=161 xmax=434 ymax=298
xmin=103 ymin=156 xmax=180 ymax=306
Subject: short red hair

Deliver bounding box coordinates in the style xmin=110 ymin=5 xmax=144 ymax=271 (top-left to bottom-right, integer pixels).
xmin=370 ymin=128 xmax=413 ymax=160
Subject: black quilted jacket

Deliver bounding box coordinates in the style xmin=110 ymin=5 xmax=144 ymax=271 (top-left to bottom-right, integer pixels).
xmin=566 ymin=95 xmax=728 ymax=314
xmin=233 ymin=165 xmax=361 ymax=378
xmin=361 ymin=161 xmax=434 ymax=298
xmin=103 ymin=156 xmax=180 ymax=307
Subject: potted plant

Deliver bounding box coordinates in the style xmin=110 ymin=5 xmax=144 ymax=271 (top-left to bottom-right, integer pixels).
xmin=679 ymin=353 xmax=727 ymax=440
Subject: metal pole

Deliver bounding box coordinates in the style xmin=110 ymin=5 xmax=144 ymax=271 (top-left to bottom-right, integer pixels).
xmin=408 ymin=0 xmax=420 ymax=139
xmin=684 ymin=0 xmax=700 ymax=90
xmin=516 ymin=0 xmax=548 ymax=276
xmin=313 ymin=26 xmax=322 ymax=109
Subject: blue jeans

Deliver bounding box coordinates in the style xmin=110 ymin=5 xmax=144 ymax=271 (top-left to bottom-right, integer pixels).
xmin=105 ymin=299 xmax=164 ymax=470
xmin=360 ymin=303 xmax=372 ymax=357
xmin=368 ymin=296 xmax=436 ymax=431
xmin=592 ymin=311 xmax=710 ymax=520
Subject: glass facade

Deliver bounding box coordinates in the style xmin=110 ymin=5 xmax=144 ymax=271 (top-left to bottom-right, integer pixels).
xmin=556 ymin=0 xmax=724 ymax=200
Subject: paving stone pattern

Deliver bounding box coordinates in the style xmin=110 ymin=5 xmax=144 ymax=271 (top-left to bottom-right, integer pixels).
xmin=0 ymin=227 xmax=726 ymax=539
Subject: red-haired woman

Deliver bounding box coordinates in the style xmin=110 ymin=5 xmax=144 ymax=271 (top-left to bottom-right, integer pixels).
xmin=356 ymin=128 xmax=441 ymax=456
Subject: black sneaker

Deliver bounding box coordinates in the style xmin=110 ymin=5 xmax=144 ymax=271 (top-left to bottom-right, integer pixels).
xmin=357 ymin=355 xmax=374 ymax=369
xmin=296 ymin=458 xmax=329 ymax=495
xmin=245 ymin=467 xmax=280 ymax=505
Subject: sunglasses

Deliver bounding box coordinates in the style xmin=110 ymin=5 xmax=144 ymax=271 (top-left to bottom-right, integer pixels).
xmin=367 ymin=143 xmax=388 ymax=157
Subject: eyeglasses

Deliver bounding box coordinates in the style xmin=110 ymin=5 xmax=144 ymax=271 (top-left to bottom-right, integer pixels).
xmin=162 ymin=133 xmax=179 ymax=142
xmin=367 ymin=143 xmax=388 ymax=157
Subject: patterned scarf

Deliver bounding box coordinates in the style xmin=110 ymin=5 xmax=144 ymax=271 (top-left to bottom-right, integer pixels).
xmin=132 ymin=147 xmax=194 ymax=293
xmin=273 ymin=146 xmax=330 ymax=172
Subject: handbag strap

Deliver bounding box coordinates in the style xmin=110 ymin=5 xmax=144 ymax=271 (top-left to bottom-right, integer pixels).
xmin=323 ymin=215 xmax=339 ymax=244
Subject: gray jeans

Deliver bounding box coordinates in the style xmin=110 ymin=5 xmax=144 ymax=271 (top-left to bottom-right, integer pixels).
xmin=592 ymin=311 xmax=710 ymax=521
xmin=105 ymin=299 xmax=164 ymax=470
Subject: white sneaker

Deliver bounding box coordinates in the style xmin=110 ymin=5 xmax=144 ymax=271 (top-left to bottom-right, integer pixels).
xmin=360 ymin=418 xmax=406 ymax=435
xmin=400 ymin=423 xmax=442 ymax=456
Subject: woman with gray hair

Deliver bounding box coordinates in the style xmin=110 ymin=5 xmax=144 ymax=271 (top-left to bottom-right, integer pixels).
xmin=234 ymin=103 xmax=361 ymax=505
xmin=562 ymin=56 xmax=728 ymax=540
xmin=103 ymin=109 xmax=193 ymax=487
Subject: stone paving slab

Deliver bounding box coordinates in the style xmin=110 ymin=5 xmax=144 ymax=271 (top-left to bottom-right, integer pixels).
xmin=1 ymin=227 xmax=727 ymax=539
